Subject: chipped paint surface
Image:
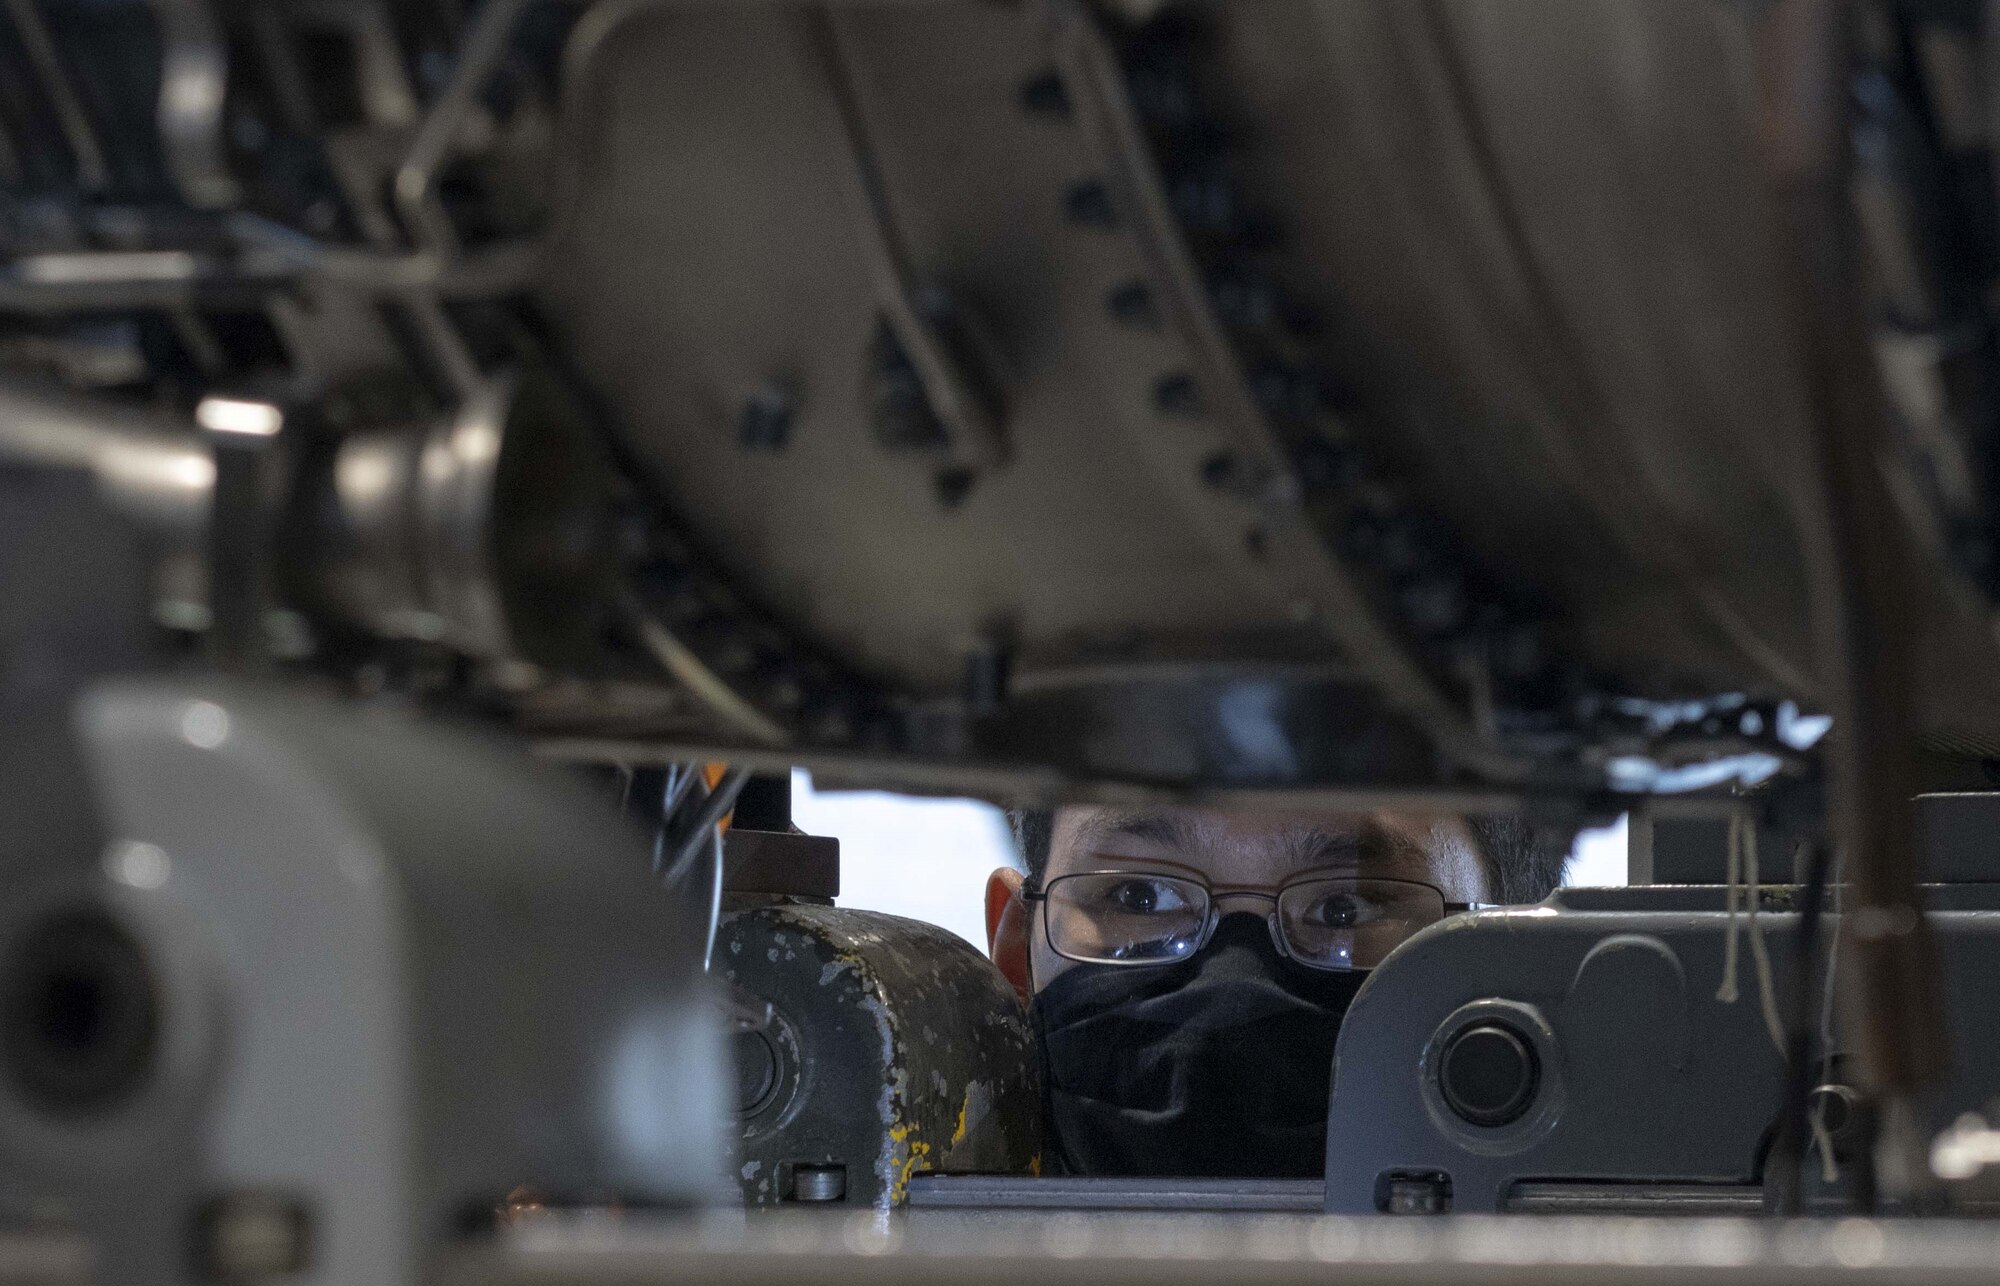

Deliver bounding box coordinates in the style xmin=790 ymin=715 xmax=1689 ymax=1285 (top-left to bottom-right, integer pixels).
xmin=720 ymin=903 xmax=1039 ymax=1209
xmin=885 ymin=1121 xmax=933 ymax=1204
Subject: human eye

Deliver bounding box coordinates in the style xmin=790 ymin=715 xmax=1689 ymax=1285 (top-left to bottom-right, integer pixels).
xmin=1103 ymin=876 xmax=1192 ymax=915
xmin=1296 ymin=887 xmax=1385 ymax=929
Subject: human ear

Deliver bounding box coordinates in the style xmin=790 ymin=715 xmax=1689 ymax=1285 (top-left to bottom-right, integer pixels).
xmin=985 ymin=867 xmax=1030 ymax=1002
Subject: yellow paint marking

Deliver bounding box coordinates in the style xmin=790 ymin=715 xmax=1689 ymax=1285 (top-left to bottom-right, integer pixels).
xmin=886 ymin=1120 xmax=932 ymax=1204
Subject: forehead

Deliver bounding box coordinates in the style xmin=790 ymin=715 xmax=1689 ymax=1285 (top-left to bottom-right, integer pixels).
xmin=1046 ymin=806 xmax=1443 ymax=887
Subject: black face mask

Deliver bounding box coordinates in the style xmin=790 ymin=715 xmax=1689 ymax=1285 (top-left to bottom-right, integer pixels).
xmin=1028 ymin=912 xmax=1367 ymax=1178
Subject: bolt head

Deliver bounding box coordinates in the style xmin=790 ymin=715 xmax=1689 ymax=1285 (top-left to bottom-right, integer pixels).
xmin=1064 ymin=180 xmax=1119 ymax=229
xmin=1106 ymin=281 xmax=1159 ymax=329
xmin=737 ymin=382 xmax=795 ymax=452
xmin=1153 ymin=373 xmax=1202 ymax=418
xmin=1017 ymin=71 xmax=1072 ymax=120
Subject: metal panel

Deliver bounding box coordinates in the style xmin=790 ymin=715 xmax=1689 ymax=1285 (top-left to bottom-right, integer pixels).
xmin=0 ymin=681 xmax=727 ymax=1284
xmin=907 ymin=1175 xmax=1323 ymax=1212
xmin=453 ymin=1210 xmax=2000 ymax=1286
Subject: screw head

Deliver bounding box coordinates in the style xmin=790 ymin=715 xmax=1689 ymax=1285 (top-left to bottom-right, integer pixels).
xmin=1251 ymin=364 xmax=1330 ymax=420
xmin=1017 ymin=71 xmax=1072 ymax=120
xmin=737 ymin=382 xmax=795 ymax=452
xmin=1153 ymin=373 xmax=1202 ymax=419
xmin=1106 ymin=281 xmax=1159 ymax=329
xmin=1063 ymin=180 xmax=1119 ymax=229
xmin=933 ymin=468 xmax=977 ymax=510
xmin=1208 ymin=266 xmax=1277 ymax=328
xmin=1291 ymin=438 xmax=1358 ymax=494
xmin=789 ymin=1164 xmax=846 ymax=1203
xmin=1381 ymin=1174 xmax=1451 ymax=1215
xmin=867 ymin=324 xmax=949 ymax=454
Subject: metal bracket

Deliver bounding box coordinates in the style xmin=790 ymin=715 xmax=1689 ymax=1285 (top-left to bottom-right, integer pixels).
xmin=807 ymin=9 xmax=1011 ymax=477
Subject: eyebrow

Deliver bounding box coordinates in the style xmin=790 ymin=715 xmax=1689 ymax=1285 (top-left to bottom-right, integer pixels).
xmin=1072 ymin=811 xmax=1202 ymax=853
xmin=1313 ymin=820 xmax=1432 ymax=876
xmin=1287 ymin=826 xmax=1365 ymax=870
xmin=1067 ymin=812 xmax=1432 ymax=880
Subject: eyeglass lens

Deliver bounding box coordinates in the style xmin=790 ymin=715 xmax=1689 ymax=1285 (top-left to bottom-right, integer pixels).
xmin=1042 ymin=873 xmax=1447 ymax=970
xmin=1276 ymin=878 xmax=1446 ymax=970
xmin=1043 ymin=873 xmax=1209 ymax=964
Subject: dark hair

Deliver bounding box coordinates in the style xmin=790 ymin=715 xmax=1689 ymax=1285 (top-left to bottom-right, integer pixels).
xmin=1010 ymin=808 xmax=1056 ymax=884
xmin=1465 ymin=814 xmax=1569 ymax=905
xmin=1008 ymin=808 xmax=1567 ymax=904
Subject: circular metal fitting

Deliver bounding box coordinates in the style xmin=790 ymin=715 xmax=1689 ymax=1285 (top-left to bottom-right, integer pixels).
xmin=1808 ymin=1082 xmax=1866 ymax=1153
xmin=734 ymin=1028 xmax=781 ymax=1118
xmin=0 ymin=907 xmax=159 ymax=1118
xmin=1437 ymin=1021 xmax=1540 ymax=1129
xmin=790 ymin=1164 xmax=846 ymax=1203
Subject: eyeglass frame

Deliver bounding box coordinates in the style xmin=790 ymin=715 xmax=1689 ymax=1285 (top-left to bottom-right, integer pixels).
xmin=1020 ymin=868 xmax=1497 ymax=973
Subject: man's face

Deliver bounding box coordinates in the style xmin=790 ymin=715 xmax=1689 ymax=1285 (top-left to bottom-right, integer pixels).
xmin=987 ymin=807 xmax=1493 ymax=995
xmin=985 ymin=807 xmax=1496 ymax=1178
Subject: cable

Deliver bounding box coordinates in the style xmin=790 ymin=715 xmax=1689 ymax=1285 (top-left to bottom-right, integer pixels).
xmin=1719 ymin=811 xmax=1745 ymax=1003
xmin=6 ymin=0 xmax=110 ymax=191
xmin=703 ymin=825 xmax=725 ymax=973
xmin=663 ymin=762 xmax=698 ymax=817
xmin=614 ymin=585 xmax=789 ymax=747
xmin=393 ymin=0 xmax=537 ymax=256
xmin=1742 ymin=821 xmax=1789 ymax=1056
xmin=660 ymin=767 xmax=749 ymax=889
xmin=644 ymin=764 xmax=743 ymax=971
xmin=1813 ymin=847 xmax=1846 ymax=1183
xmin=648 ymin=764 xmax=701 ymax=879
xmin=1775 ymin=835 xmax=1836 ymax=1214
xmin=1716 ymin=809 xmax=1787 ymax=1055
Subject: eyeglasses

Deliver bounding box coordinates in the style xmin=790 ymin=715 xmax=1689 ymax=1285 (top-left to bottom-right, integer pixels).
xmin=1022 ymin=871 xmax=1491 ymax=972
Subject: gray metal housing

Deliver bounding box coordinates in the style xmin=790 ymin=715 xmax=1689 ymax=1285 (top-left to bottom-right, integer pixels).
xmin=0 ymin=681 xmax=726 ymax=1284
xmin=1323 ymin=886 xmax=2000 ymax=1213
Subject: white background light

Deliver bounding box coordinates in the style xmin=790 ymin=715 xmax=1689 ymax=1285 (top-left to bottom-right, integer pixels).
xmin=1566 ymin=814 xmax=1629 ymax=887
xmin=791 ymin=770 xmax=1014 ymax=952
xmin=196 ymin=396 xmax=283 ymax=437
